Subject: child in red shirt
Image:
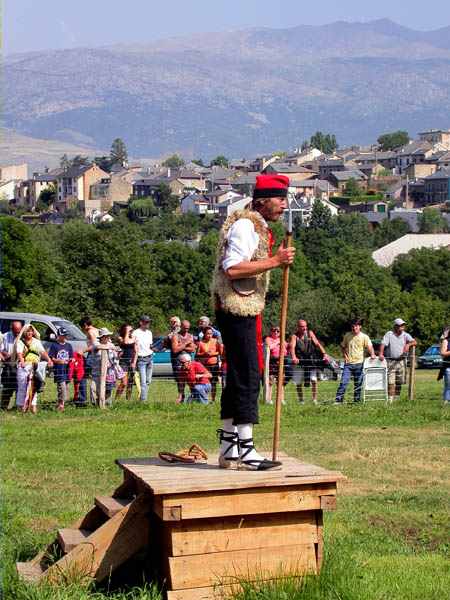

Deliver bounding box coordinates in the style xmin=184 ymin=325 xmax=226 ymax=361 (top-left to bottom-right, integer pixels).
xmin=68 ymin=352 xmax=85 ymax=405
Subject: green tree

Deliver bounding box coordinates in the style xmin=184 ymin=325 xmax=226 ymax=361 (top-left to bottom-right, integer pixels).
xmin=309 ymin=131 xmax=338 ymax=154
xmin=36 ymin=183 xmax=57 ymax=212
xmin=192 ymin=158 xmax=205 ymax=167
xmin=60 ymin=154 xmax=90 ymax=170
xmin=156 ymin=183 xmax=179 ymax=213
xmin=127 ymin=197 xmax=158 ymax=222
xmin=325 ymin=247 xmax=405 ymax=340
xmin=60 ymin=153 xmax=70 ymax=170
xmin=334 ymin=213 xmax=374 ymax=250
xmin=210 ymin=155 xmax=229 ymax=168
xmin=42 ymin=220 xmax=162 ymax=325
xmin=419 ymin=208 xmax=448 ymax=233
xmin=391 ymin=247 xmax=450 ymax=302
xmin=162 ymin=154 xmax=185 ymax=169
xmin=403 ymin=288 xmax=448 ymax=347
xmin=94 ymin=155 xmax=114 ymax=172
xmin=300 ymin=200 xmax=336 ymax=271
xmin=377 ymin=130 xmax=409 ymax=151
xmin=71 ymin=155 xmax=90 ymax=167
xmin=344 ymin=177 xmax=361 ymax=198
xmin=110 ymin=138 xmax=128 ymax=166
xmin=309 ymin=199 xmax=333 ymax=231
xmin=0 ymin=217 xmax=39 ymax=309
xmin=149 ymin=242 xmax=212 ymax=320
xmin=373 ymin=218 xmax=410 ymax=249
xmin=0 ymin=195 xmax=10 ymax=214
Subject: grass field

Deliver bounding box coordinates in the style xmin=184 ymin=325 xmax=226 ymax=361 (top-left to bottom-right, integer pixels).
xmin=1 ymin=370 xmax=449 ymax=599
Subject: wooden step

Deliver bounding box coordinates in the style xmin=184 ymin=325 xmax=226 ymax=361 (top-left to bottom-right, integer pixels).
xmin=95 ymin=496 xmax=132 ymax=518
xmin=45 ymin=494 xmax=150 ymax=584
xmin=57 ymin=528 xmax=92 ymax=553
xmin=16 ymin=561 xmax=45 ymax=583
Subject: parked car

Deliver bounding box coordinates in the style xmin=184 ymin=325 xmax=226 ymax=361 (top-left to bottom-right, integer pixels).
xmin=417 ymin=345 xmax=443 ymax=369
xmin=0 ymin=312 xmax=87 ymax=353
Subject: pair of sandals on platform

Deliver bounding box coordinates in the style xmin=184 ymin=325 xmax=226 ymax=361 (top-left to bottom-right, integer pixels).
xmin=217 ymin=429 xmax=282 ymax=471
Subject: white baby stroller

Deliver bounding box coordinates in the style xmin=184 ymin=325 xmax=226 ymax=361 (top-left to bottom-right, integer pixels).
xmin=362 ymin=357 xmax=388 ymax=403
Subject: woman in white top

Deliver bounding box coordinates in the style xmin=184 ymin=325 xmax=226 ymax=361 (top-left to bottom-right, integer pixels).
xmin=131 ymin=315 xmax=154 ymax=402
xmin=15 ymin=325 xmax=53 ymax=413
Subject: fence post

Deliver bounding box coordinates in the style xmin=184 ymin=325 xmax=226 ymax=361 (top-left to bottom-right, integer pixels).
xmin=408 ymin=347 xmax=416 ymax=401
xmin=99 ymin=346 xmax=108 ymax=409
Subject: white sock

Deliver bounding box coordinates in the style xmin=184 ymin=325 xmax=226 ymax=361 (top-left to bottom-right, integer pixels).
xmin=236 ymin=423 xmax=265 ymax=462
xmin=220 ymin=419 xmax=238 ymax=458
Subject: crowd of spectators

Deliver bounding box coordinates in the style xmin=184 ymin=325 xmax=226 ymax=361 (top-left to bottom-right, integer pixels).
xmin=0 ymin=313 xmax=449 ymax=412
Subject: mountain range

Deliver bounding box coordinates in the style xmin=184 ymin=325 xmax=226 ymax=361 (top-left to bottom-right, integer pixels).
xmin=3 ymin=18 xmax=450 ymax=161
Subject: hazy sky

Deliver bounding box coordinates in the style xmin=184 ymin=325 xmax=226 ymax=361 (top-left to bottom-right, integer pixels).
xmin=5 ymin=0 xmax=450 ymax=54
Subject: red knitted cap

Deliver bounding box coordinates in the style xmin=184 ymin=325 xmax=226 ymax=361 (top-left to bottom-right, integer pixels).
xmin=253 ymin=174 xmax=290 ymax=199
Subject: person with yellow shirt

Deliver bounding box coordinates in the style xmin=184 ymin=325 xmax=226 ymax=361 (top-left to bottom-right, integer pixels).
xmin=335 ymin=318 xmax=376 ymax=404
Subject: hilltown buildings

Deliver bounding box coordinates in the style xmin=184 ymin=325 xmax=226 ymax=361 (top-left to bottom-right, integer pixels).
xmin=3 ymin=127 xmax=450 ymax=226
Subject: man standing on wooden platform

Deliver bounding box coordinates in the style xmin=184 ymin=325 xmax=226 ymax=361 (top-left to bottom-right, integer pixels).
xmin=212 ymin=174 xmax=295 ymax=471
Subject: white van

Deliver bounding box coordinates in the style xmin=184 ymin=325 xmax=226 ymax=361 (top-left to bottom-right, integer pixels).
xmin=0 ymin=312 xmax=87 ymax=353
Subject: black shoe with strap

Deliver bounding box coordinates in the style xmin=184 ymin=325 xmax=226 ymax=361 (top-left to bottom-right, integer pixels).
xmin=217 ymin=428 xmax=239 ymax=469
xmin=238 ymin=437 xmax=282 ymax=471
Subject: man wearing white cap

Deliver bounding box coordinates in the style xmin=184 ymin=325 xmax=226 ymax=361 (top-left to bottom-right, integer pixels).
xmin=379 ymin=319 xmax=416 ymax=402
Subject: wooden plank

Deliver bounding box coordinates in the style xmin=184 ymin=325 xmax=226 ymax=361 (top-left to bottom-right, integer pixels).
xmin=167 ymin=543 xmax=317 ymax=590
xmin=155 ymin=484 xmax=335 ymax=521
xmin=122 ymin=461 xmax=343 ymax=481
xmin=16 ymin=561 xmax=45 ymax=583
xmin=57 ymin=528 xmax=91 ymax=553
xmin=116 ymin=456 xmax=345 ymax=495
xmin=168 ymin=511 xmax=318 ymax=556
xmin=320 ymin=495 xmax=337 ymax=511
xmin=44 ymin=494 xmax=151 ymax=583
xmin=95 ymin=496 xmax=132 ymax=518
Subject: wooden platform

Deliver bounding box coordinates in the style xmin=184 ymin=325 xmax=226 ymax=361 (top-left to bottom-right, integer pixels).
xmin=17 ymin=454 xmax=344 ymax=599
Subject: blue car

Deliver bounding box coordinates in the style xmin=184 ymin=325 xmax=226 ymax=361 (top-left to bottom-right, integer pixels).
xmin=151 ymin=336 xmax=174 ymax=378
xmin=417 ymin=345 xmax=443 ymax=369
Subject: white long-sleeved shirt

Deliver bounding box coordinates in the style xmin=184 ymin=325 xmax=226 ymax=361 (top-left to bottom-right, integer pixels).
xmin=222 ymin=218 xmax=263 ymax=271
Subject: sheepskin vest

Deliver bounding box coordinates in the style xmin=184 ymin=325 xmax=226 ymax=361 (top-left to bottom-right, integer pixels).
xmin=212 ymin=209 xmax=270 ymax=317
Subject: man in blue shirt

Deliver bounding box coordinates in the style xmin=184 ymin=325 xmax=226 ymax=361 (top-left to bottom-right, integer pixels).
xmin=48 ymin=327 xmax=74 ymax=411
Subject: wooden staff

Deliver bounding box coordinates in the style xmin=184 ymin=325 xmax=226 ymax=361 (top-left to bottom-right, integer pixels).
xmin=272 ymin=201 xmax=293 ymax=461
xmin=407 ymin=346 xmax=416 ymax=401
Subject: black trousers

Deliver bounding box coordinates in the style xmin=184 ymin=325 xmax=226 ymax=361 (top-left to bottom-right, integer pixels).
xmin=216 ymin=310 xmax=260 ymax=425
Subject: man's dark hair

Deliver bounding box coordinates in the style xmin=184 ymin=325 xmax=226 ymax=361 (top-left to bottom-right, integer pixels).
xmin=80 ymin=316 xmax=93 ymax=328
xmin=350 ymin=318 xmax=362 ymax=326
